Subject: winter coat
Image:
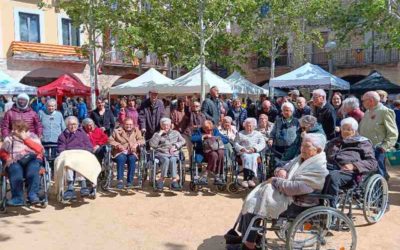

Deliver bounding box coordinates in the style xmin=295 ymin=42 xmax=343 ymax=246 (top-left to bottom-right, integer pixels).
xmin=1 ymin=105 xmax=43 ymax=138
xmin=326 ymin=135 xmax=377 ymax=173
xmin=314 ymin=103 xmax=336 ymax=140
xmin=57 ymin=128 xmax=93 ymax=154
xmin=138 ymin=99 xmax=165 ymax=138
xmin=184 ymin=112 xmax=206 ymax=136
xmin=85 ymin=127 xmax=108 ymax=147
xmin=39 ymin=110 xmax=66 ymax=143
xmin=359 ymin=103 xmax=398 ymax=151
xmin=201 ymin=97 xmax=221 ymax=125
xmin=191 ymin=127 xmax=228 ymax=162
xmin=90 ymin=108 xmax=115 ymax=135
xmin=227 ymin=107 xmax=248 ymax=131
xmin=270 ymin=116 xmax=300 ymax=147
xmin=170 ymin=109 xmax=189 ymax=133
xmin=293 ymin=106 xmax=312 ymax=119
xmin=256 ymin=105 xmax=279 ymax=123
xmin=281 ymin=123 xmax=325 ymax=161
xmin=77 ymin=102 xmax=88 ymax=121
xmin=118 ymin=107 xmax=139 ymax=127
xmin=149 ymin=129 xmax=186 ymax=157
xmin=347 ymin=108 xmax=364 ymax=123
xmin=108 ymin=127 xmax=144 ymax=157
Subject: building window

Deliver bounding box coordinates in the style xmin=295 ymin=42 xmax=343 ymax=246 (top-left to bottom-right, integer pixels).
xmin=19 ymin=12 xmax=40 ymax=43
xmin=61 ymin=18 xmax=80 ymax=46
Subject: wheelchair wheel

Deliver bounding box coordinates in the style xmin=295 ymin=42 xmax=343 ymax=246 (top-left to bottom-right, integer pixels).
xmin=274 ymin=220 xmax=291 ymax=243
xmin=363 ymin=174 xmax=389 ymax=224
xmin=227 ymin=182 xmax=239 ymax=194
xmin=286 ymin=206 xmax=357 ymax=250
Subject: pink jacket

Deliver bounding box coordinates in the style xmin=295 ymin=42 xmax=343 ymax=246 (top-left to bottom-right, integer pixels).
xmin=1 ymin=105 xmax=43 ymax=138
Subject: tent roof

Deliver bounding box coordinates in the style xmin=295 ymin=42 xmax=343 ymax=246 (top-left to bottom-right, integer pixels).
xmin=351 ymin=70 xmax=400 ymax=92
xmin=227 ymin=71 xmax=268 ymax=96
xmin=109 ymin=68 xmax=172 ymax=95
xmin=170 ymin=65 xmax=233 ymax=94
xmin=0 ymin=71 xmax=37 ymax=95
xmin=37 ymin=74 xmax=91 ymax=96
xmin=270 ymin=62 xmax=350 ymax=90
xmin=261 ymin=83 xmax=288 ymax=97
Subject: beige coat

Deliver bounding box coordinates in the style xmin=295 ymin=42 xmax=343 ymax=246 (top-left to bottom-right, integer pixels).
xmin=108 ymin=127 xmax=144 ymax=157
xmin=359 ymin=103 xmax=398 ymax=151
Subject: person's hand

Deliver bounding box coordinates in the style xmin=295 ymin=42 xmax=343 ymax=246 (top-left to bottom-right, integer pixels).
xmin=267 ymin=139 xmax=273 ymax=147
xmin=4 ymin=159 xmax=13 ymax=168
xmin=116 ymin=145 xmax=125 ymax=151
xmin=265 ymin=178 xmax=273 ymax=184
xmin=13 ymin=130 xmax=28 ymax=140
xmin=94 ymin=145 xmax=100 ymax=151
xmin=159 ymin=130 xmax=166 ymax=136
xmin=100 ymin=127 xmax=106 ymax=131
xmin=169 ymin=145 xmax=177 ymax=154
xmin=275 ymin=169 xmax=287 ymax=179
xmin=377 ymin=146 xmax=386 ymax=153
xmin=335 ymin=126 xmax=341 ymax=133
xmin=341 ymin=164 xmax=355 ymax=172
xmin=141 ymin=128 xmax=146 ymax=134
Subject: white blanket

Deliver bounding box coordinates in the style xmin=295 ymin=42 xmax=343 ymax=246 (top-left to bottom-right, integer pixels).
xmin=53 ymin=150 xmax=101 ymax=201
xmin=241 ymin=152 xmax=328 ymax=219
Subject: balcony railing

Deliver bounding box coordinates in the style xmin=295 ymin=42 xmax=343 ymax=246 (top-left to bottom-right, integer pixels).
xmin=103 ymin=50 xmax=169 ymax=70
xmin=9 ymin=41 xmax=86 ymax=63
xmin=305 ymin=48 xmax=400 ymax=67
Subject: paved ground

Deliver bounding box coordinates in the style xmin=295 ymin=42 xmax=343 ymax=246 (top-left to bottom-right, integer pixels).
xmin=1 ymin=167 xmax=400 ymax=250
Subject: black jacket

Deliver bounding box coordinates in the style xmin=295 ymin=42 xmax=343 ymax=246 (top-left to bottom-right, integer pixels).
xmin=256 ymin=105 xmax=279 ymax=123
xmin=90 ymin=108 xmax=115 ymax=135
xmin=315 ymin=103 xmax=336 ymax=140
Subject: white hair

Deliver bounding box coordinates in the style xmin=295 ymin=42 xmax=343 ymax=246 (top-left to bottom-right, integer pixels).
xmin=65 ymin=116 xmax=79 ymax=125
xmin=82 ymin=118 xmax=95 ymax=127
xmin=243 ymin=117 xmax=257 ymax=128
xmin=160 ymin=117 xmax=172 ymax=125
xmin=342 ymin=97 xmax=360 ymax=110
xmin=312 ymin=89 xmax=326 ymax=99
xmin=223 ymin=116 xmax=233 ymax=123
xmin=46 ymin=98 xmax=57 ymax=107
xmin=303 ymin=133 xmax=327 ymax=150
xmin=281 ymin=101 xmax=295 ymax=113
xmin=364 ymin=91 xmax=380 ymax=103
xmin=341 ymin=117 xmax=359 ymax=131
xmin=299 ymin=115 xmax=317 ymax=128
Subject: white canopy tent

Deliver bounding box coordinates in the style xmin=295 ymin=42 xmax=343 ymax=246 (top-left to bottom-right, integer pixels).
xmin=0 ymin=71 xmax=37 ymax=95
xmin=227 ymin=71 xmax=268 ymax=96
xmin=269 ymin=62 xmax=350 ymax=90
xmin=109 ymin=68 xmax=172 ymax=95
xmin=169 ymin=65 xmax=233 ymax=94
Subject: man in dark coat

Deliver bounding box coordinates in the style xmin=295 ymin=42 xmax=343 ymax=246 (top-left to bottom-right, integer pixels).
xmin=201 ymin=86 xmax=221 ymax=125
xmin=293 ymin=97 xmax=312 ymax=119
xmin=139 ymin=89 xmax=165 ymax=140
xmin=312 ymin=89 xmax=336 ymax=140
xmin=256 ymin=100 xmax=279 ymax=123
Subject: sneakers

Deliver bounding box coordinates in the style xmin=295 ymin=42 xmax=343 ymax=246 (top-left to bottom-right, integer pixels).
xmin=199 ymin=176 xmax=208 ymax=185
xmin=80 ymin=187 xmax=91 ymax=197
xmin=156 ymin=180 xmax=164 ymax=191
xmin=126 ymin=182 xmax=133 ymax=189
xmin=171 ymin=181 xmax=181 ymax=190
xmin=7 ymin=197 xmax=24 ymax=207
xmin=28 ymin=195 xmax=40 ymax=205
xmin=248 ymin=180 xmax=256 ymax=188
xmin=214 ymin=176 xmax=225 ymax=186
xmin=63 ymin=190 xmax=77 ymax=201
xmin=116 ymin=180 xmax=124 ymax=189
xmin=241 ymin=181 xmax=249 ymax=188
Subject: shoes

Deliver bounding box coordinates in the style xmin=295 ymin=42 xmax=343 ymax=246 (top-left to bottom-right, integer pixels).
xmin=156 ymin=180 xmax=164 ymax=190
xmin=126 ymin=182 xmax=133 ymax=188
xmin=116 ymin=180 xmax=124 ymax=189
xmin=80 ymin=187 xmax=91 ymax=197
xmin=170 ymin=181 xmax=181 ymax=190
xmin=7 ymin=197 xmax=24 ymax=207
xmin=63 ymin=190 xmax=77 ymax=201
xmin=214 ymin=177 xmax=224 ymax=186
xmin=241 ymin=181 xmax=249 ymax=188
xmin=199 ymin=176 xmax=208 ymax=185
xmin=28 ymin=195 xmax=40 ymax=205
xmin=248 ymin=180 xmax=256 ymax=188
xmin=384 ymin=173 xmax=390 ymax=182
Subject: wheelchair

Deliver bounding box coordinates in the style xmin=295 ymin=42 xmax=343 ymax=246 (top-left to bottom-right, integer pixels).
xmin=227 ymin=193 xmax=357 ymax=250
xmin=336 ymin=171 xmax=389 ymax=224
xmin=98 ymin=144 xmax=148 ymax=191
xmin=189 ymin=142 xmax=229 ymax=192
xmin=42 ymin=142 xmax=59 ymax=172
xmin=148 ymin=147 xmax=185 ymax=191
xmin=0 ymin=156 xmax=52 ymax=213
xmin=226 ymin=147 xmax=272 ymax=194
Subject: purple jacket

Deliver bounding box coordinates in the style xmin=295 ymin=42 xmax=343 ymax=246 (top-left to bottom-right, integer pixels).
xmin=139 ymin=99 xmax=165 ymax=138
xmin=57 ymin=128 xmax=93 ymax=154
xmin=1 ymin=105 xmax=43 ymax=138
xmin=118 ymin=107 xmax=139 ymax=127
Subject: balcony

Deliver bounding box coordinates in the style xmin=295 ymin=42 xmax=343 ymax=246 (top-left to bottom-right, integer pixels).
xmin=306 ymin=48 xmax=400 ymax=68
xmin=102 ymin=50 xmax=169 ymax=70
xmin=9 ymin=41 xmax=87 ymax=63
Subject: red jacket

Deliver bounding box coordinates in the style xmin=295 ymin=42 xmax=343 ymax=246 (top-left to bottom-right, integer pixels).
xmin=1 ymin=105 xmax=43 ymax=138
xmin=86 ymin=127 xmax=108 ymax=147
xmin=348 ymin=108 xmax=364 ymax=123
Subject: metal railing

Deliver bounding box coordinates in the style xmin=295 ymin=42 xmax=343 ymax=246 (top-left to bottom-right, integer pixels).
xmin=103 ymin=50 xmax=168 ymax=69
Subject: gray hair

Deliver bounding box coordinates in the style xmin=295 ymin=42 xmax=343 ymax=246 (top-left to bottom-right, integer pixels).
xmin=299 ymin=115 xmax=317 ymax=128
xmin=297 ymin=97 xmax=306 ymax=104
xmin=160 ymin=117 xmax=172 ymax=125
xmin=82 ymin=118 xmax=95 ymax=127
xmin=303 ymin=133 xmax=327 ymax=150
xmin=243 ymin=117 xmax=257 ymax=128
xmin=341 ymin=117 xmax=358 ymax=131
xmin=46 ymin=98 xmax=57 ymax=107
xmin=281 ymin=101 xmax=295 ymax=113
xmin=65 ymin=116 xmax=79 ymax=125
xmin=363 ymin=91 xmax=380 ymax=103
xmin=312 ymin=89 xmax=326 ymax=99
xmin=342 ymin=97 xmax=360 ymax=110
xmin=223 ymin=116 xmax=233 ymax=123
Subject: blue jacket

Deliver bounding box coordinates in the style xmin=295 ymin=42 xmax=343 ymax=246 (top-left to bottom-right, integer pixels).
xmin=39 ymin=110 xmax=66 ymax=143
xmin=227 ymin=107 xmax=248 ymax=131
xmin=191 ymin=127 xmax=228 ymax=163
xmin=77 ymin=102 xmax=88 ymax=120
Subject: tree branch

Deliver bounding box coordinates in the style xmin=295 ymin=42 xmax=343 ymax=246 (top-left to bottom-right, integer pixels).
xmin=388 ymin=0 xmax=400 ymax=19
xmin=183 ymin=21 xmax=200 ymax=39
xmin=204 ymin=11 xmax=229 ymax=45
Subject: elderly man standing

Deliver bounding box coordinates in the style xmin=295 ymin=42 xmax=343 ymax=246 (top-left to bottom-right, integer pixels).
xmin=201 ymin=86 xmax=221 ymax=125
xmin=256 ymin=100 xmax=279 ymax=123
xmin=139 ymin=89 xmax=165 ymax=140
xmin=294 ymin=97 xmax=311 ymax=119
xmin=312 ymin=89 xmax=336 ymax=140
xmin=359 ymin=91 xmax=398 ymax=180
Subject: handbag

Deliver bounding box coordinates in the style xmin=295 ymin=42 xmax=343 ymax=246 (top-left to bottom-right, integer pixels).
xmin=203 ymin=136 xmax=224 ymax=153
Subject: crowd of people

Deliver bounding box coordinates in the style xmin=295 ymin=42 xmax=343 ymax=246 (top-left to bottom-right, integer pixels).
xmin=0 ymin=86 xmax=397 ymax=246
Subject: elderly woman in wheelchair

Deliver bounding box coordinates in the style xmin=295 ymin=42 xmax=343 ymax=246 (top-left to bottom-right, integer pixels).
xmin=149 ymin=117 xmax=186 ymax=191
xmin=82 ymin=118 xmax=110 ymax=165
xmin=234 ymin=118 xmax=266 ymax=188
xmin=0 ymin=120 xmax=44 ymax=206
xmin=324 ymin=117 xmax=378 ymax=208
xmin=231 ymin=133 xmax=329 ymax=250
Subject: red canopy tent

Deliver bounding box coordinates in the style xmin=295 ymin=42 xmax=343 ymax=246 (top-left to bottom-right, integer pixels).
xmin=37 ymin=74 xmax=92 ymax=97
